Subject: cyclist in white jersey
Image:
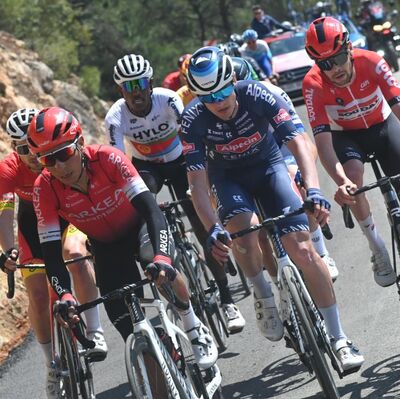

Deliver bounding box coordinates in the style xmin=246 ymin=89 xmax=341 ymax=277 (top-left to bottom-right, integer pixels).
xmin=105 ymin=54 xmax=245 ymax=333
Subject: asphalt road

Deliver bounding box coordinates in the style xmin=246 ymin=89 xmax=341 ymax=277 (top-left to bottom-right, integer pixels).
xmin=2 ymin=83 xmax=400 ymax=399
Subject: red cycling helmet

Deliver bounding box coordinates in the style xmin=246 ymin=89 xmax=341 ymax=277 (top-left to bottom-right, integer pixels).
xmin=28 ymin=107 xmax=82 ymax=154
xmin=305 ymin=17 xmax=349 ymax=60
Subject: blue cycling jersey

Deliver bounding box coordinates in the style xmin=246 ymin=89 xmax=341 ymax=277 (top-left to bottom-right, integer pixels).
xmin=180 ymin=80 xmax=300 ymax=171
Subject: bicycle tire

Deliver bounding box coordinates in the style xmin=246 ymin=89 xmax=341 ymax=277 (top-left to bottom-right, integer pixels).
xmin=284 ymin=266 xmax=340 ymax=399
xmin=59 ymin=326 xmax=80 ymax=399
xmin=125 ymin=333 xmax=190 ymax=399
xmin=181 ymin=248 xmax=227 ymax=351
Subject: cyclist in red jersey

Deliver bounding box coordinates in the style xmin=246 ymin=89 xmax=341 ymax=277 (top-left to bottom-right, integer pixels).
xmin=0 ymin=109 xmax=106 ymax=399
xmin=303 ymin=16 xmax=400 ymax=288
xmin=27 ymin=106 xmax=217 ymax=370
xmin=162 ymin=53 xmax=191 ymax=91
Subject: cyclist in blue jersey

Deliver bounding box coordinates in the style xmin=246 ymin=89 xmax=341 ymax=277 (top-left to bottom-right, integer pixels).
xmin=231 ymin=57 xmax=339 ymax=282
xmin=181 ymin=46 xmax=364 ymax=371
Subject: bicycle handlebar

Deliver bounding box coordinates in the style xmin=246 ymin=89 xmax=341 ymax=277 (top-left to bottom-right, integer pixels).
xmin=6 ymin=255 xmax=93 ymax=299
xmin=159 ymin=198 xmax=192 ymax=212
xmin=75 ymin=279 xmax=151 ymax=313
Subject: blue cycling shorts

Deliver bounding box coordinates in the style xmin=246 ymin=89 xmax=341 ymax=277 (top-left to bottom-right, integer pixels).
xmin=208 ymin=162 xmax=308 ymax=236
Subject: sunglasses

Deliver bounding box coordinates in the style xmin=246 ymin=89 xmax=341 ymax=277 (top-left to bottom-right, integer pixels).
xmin=316 ymin=50 xmax=349 ymax=71
xmin=121 ymin=78 xmax=150 ymax=92
xmin=37 ymin=140 xmax=77 ymax=167
xmin=198 ymin=84 xmax=234 ymax=104
xmin=15 ymin=144 xmax=30 ymax=156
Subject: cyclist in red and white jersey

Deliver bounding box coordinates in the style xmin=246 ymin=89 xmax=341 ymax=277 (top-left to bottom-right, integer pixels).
xmin=105 ymin=54 xmax=245 ymax=333
xmin=303 ymin=16 xmax=400 ymax=288
xmin=0 ymin=109 xmax=106 ymax=399
xmin=28 ymin=107 xmax=217 ymax=370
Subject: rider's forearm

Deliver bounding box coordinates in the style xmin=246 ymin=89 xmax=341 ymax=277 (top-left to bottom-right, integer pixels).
xmin=288 ymin=136 xmax=320 ymax=189
xmin=0 ymin=210 xmax=15 ymax=252
xmin=315 ymin=134 xmax=350 ymax=186
xmin=190 ymin=185 xmax=220 ymax=231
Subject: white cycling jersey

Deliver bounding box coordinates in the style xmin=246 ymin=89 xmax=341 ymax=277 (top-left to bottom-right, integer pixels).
xmin=105 ymin=87 xmax=184 ymax=163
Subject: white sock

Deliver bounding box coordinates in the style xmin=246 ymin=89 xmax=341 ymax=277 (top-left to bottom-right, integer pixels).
xmin=177 ymin=302 xmax=200 ymax=339
xmin=83 ymin=306 xmax=103 ymax=334
xmin=358 ymin=214 xmax=385 ymax=253
xmin=319 ymin=303 xmax=347 ymax=342
xmin=248 ymin=269 xmax=273 ymax=299
xmin=40 ymin=341 xmax=53 ymax=366
xmin=310 ymin=226 xmax=328 ymax=257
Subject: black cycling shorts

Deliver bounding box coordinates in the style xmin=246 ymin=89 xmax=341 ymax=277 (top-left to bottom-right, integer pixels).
xmin=332 ymin=112 xmax=400 ymax=177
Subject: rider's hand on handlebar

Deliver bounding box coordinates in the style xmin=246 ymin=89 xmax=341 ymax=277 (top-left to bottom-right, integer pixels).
xmin=55 ymin=293 xmax=80 ymax=329
xmin=145 ymin=256 xmax=177 ymax=286
xmin=0 ymin=248 xmax=19 ymax=274
xmin=207 ymin=223 xmax=232 ymax=265
xmin=306 ymin=188 xmax=331 ymax=226
xmin=334 ymin=182 xmax=358 ymax=207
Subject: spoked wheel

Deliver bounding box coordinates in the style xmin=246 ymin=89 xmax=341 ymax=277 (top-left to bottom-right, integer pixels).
xmin=126 ymin=333 xmax=187 ymax=399
xmin=59 ymin=327 xmax=80 ymax=399
xmin=284 ymin=267 xmax=340 ymax=399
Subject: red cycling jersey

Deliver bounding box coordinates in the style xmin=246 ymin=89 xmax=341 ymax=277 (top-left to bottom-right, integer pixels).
xmin=0 ymin=151 xmax=37 ymax=201
xmin=302 ymin=49 xmax=400 ymax=136
xmin=162 ymin=70 xmax=182 ymax=91
xmin=33 ymin=145 xmax=149 ymax=243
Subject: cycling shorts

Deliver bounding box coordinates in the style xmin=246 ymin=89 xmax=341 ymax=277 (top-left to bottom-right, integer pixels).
xmin=17 ymin=200 xmax=84 ymax=279
xmin=208 ymin=162 xmax=308 ymax=236
xmin=332 ymin=112 xmax=400 ymax=178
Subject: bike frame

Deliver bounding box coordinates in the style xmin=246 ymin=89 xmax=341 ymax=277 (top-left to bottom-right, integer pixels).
xmin=128 ymin=291 xmax=222 ymax=399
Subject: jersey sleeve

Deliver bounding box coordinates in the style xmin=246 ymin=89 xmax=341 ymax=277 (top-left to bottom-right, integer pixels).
xmin=104 ymin=104 xmax=127 ymax=153
xmin=166 ymin=90 xmax=184 ymax=125
xmin=98 ymin=146 xmax=149 ymax=200
xmin=302 ymin=73 xmax=331 ymax=136
xmin=180 ymin=102 xmax=207 ymax=171
xmin=0 ymin=156 xmax=18 ymax=197
xmin=371 ymin=52 xmax=400 ymax=105
xmin=33 ymin=175 xmax=62 ymax=243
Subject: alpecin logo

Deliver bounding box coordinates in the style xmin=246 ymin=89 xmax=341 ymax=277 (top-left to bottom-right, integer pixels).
xmin=215 ymin=132 xmax=262 ymax=154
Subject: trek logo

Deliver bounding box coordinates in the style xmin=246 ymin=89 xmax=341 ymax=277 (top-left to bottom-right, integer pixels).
xmin=215 ymin=132 xmax=262 ymax=154
xmin=182 ymin=140 xmax=196 ymax=155
xmin=304 ymin=88 xmax=316 ymax=122
xmin=375 ymin=59 xmax=400 ymax=88
xmin=273 ymin=108 xmax=291 ymax=124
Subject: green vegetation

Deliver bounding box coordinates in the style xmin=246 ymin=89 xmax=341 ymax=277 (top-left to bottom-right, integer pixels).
xmin=0 ymin=0 xmax=397 ymax=99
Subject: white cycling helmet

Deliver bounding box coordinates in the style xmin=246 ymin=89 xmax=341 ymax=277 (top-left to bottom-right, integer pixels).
xmin=186 ymin=46 xmax=234 ymax=96
xmin=6 ymin=108 xmax=39 ymax=141
xmin=113 ymin=54 xmax=153 ymax=84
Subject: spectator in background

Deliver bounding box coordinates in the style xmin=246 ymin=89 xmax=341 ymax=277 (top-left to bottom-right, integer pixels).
xmin=162 ymin=53 xmax=191 ymax=91
xmin=250 ymin=4 xmax=292 ymax=38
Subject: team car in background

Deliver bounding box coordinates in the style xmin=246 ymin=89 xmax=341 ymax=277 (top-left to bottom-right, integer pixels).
xmin=265 ymin=21 xmax=367 ymax=99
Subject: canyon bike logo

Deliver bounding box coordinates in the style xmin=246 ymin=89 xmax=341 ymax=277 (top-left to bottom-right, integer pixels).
xmin=273 ymin=108 xmax=291 ymax=124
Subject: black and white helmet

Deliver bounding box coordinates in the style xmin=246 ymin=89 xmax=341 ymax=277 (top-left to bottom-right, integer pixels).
xmin=113 ymin=54 xmax=153 ymax=84
xmin=186 ymin=46 xmax=234 ymax=96
xmin=6 ymin=108 xmax=39 ymax=141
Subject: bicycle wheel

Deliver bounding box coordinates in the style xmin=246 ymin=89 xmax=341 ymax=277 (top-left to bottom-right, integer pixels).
xmin=59 ymin=326 xmax=80 ymax=399
xmin=125 ymin=333 xmax=190 ymax=399
xmin=284 ymin=266 xmax=340 ymax=399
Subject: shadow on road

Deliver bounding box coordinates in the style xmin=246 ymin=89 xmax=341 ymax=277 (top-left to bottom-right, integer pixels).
xmin=97 ymin=382 xmax=132 ymax=399
xmin=222 ymin=353 xmax=317 ymax=398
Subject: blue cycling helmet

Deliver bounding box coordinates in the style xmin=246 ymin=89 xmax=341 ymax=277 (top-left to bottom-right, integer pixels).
xmin=186 ymin=46 xmax=234 ymax=95
xmin=242 ymin=29 xmax=258 ymax=42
